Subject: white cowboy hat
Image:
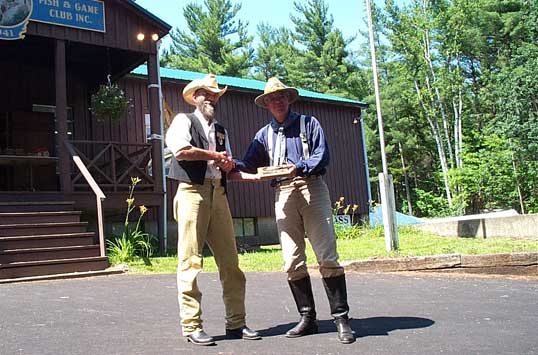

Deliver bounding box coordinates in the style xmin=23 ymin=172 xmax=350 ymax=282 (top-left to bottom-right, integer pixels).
xmin=254 ymin=77 xmax=299 ymax=108
xmin=182 ymin=73 xmax=228 ymax=106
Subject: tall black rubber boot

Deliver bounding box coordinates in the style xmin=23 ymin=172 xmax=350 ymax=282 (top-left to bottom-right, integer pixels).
xmin=322 ymin=275 xmax=355 ymax=344
xmin=286 ymin=276 xmax=319 ymax=338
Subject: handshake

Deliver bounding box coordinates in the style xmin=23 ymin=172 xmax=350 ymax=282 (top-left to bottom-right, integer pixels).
xmin=214 ymin=151 xmax=235 ymax=173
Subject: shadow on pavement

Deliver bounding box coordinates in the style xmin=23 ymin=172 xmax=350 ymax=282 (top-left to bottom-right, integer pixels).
xmin=257 ymin=316 xmax=435 ymax=338
xmin=354 ymin=317 xmax=435 ymax=337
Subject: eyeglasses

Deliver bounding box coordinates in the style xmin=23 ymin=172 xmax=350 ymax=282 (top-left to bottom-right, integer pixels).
xmin=195 ymin=89 xmax=218 ymax=100
xmin=264 ymin=92 xmax=289 ymax=104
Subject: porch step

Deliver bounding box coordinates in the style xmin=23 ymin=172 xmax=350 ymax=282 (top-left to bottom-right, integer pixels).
xmin=0 ymin=245 xmax=101 ymax=263
xmin=0 ymin=211 xmax=82 ymax=224
xmin=0 ymin=257 xmax=109 ymax=279
xmin=0 ymin=201 xmax=108 ymax=281
xmin=0 ymin=222 xmax=88 ymax=237
xmin=0 ymin=232 xmax=95 ymax=249
xmin=0 ymin=201 xmax=75 ymax=213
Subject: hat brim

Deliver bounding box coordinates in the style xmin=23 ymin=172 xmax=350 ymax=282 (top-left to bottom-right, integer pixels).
xmin=254 ymin=88 xmax=299 ymax=108
xmin=182 ymin=84 xmax=228 ymax=106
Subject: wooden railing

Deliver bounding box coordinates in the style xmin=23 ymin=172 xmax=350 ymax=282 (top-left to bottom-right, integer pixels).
xmin=68 ymin=140 xmax=155 ymax=192
xmin=64 ymin=141 xmax=107 ymax=257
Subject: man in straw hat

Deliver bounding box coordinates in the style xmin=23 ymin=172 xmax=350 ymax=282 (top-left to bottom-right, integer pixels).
xmin=165 ymin=73 xmax=261 ymax=346
xmin=232 ymin=77 xmax=355 ymax=344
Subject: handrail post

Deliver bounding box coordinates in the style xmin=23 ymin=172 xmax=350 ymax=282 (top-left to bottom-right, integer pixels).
xmin=96 ymin=196 xmax=106 ymax=257
xmin=65 ymin=140 xmax=108 ymax=258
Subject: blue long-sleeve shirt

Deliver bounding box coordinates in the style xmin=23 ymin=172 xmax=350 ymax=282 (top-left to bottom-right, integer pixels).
xmin=234 ymin=110 xmax=330 ymax=184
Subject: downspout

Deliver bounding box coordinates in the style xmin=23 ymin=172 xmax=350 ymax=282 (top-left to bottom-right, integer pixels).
xmin=359 ymin=112 xmax=372 ymax=212
xmin=156 ymin=40 xmax=167 ymax=252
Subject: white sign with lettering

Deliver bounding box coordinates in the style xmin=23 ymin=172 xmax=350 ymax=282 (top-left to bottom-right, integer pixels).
xmin=333 ymin=215 xmax=351 ymax=226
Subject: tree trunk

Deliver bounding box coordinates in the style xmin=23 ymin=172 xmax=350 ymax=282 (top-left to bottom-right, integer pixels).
xmin=399 ymin=142 xmax=413 ymax=216
xmin=414 ymin=80 xmax=453 ymax=206
xmin=422 ymin=26 xmax=454 ymax=170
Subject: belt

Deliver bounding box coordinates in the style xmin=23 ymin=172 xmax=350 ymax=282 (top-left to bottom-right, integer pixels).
xmin=204 ymin=178 xmax=222 ymax=187
xmin=276 ymin=175 xmax=321 ymax=187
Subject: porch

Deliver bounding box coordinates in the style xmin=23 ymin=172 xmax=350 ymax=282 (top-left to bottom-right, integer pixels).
xmin=0 ymin=0 xmax=171 ymax=281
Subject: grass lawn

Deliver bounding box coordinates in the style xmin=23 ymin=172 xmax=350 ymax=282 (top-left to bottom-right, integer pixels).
xmin=123 ymin=226 xmax=538 ymax=274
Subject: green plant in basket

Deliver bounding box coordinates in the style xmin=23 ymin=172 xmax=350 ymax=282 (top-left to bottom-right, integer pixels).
xmin=107 ymin=177 xmax=156 ymax=263
xmin=90 ymin=78 xmax=130 ymax=122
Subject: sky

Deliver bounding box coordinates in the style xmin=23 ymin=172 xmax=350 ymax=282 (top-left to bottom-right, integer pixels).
xmin=133 ymin=0 xmax=384 ymax=52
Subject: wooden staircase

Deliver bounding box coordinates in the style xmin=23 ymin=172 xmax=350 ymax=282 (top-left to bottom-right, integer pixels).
xmin=0 ymin=201 xmax=109 ymax=281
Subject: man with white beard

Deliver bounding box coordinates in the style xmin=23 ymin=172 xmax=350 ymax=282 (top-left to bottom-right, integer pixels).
xmin=165 ymin=74 xmax=261 ymax=346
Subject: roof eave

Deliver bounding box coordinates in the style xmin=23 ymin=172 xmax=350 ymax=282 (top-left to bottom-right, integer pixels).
xmin=124 ymin=0 xmax=172 ymax=33
xmin=128 ymin=66 xmax=367 ymax=109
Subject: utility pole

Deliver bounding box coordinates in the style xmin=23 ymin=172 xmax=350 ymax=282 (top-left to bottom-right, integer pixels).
xmin=365 ymin=0 xmax=398 ymax=250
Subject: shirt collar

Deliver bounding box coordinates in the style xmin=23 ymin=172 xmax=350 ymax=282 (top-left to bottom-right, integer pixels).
xmin=270 ymin=110 xmax=298 ymax=131
xmin=194 ymin=108 xmax=217 ymax=126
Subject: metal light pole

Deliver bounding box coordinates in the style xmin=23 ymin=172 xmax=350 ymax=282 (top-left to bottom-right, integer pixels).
xmin=365 ymin=0 xmax=398 ymax=250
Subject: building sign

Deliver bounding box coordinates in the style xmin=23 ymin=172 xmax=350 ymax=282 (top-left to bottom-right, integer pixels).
xmin=333 ymin=214 xmax=351 ymax=226
xmin=0 ymin=0 xmax=105 ymax=40
xmin=30 ymin=0 xmax=105 ymax=32
xmin=0 ymin=0 xmax=33 ymax=40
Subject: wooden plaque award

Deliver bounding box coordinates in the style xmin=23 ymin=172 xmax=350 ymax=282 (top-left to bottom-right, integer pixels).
xmin=257 ymin=165 xmax=293 ymax=180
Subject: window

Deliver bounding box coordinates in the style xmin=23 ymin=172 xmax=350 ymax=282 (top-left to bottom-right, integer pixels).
xmin=233 ymin=218 xmax=256 ymax=237
xmin=145 ymin=113 xmax=151 ymax=141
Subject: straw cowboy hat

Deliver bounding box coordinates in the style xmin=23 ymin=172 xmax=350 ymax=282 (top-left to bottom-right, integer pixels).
xmin=182 ymin=73 xmax=228 ymax=106
xmin=254 ymin=77 xmax=299 ymax=108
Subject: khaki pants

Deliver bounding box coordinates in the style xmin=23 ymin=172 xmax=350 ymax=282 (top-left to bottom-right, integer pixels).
xmin=275 ymin=176 xmax=345 ymax=281
xmin=174 ymin=179 xmax=246 ymax=335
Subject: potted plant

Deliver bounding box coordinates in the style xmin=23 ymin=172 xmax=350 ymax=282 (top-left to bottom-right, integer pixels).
xmin=90 ymin=76 xmax=131 ymax=123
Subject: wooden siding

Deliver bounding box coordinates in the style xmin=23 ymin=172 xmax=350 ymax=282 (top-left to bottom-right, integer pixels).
xmin=0 ymin=51 xmax=368 ymax=219
xmin=0 ymin=57 xmax=148 ymax=145
xmin=127 ymin=77 xmax=370 ymax=219
xmin=26 ymin=0 xmax=167 ymax=54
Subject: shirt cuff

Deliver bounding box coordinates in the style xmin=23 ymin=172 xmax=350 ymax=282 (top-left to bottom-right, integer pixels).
xmin=295 ymin=161 xmax=306 ymax=176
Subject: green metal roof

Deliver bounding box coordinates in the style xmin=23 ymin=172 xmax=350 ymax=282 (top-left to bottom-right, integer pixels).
xmin=131 ymin=65 xmax=366 ymax=107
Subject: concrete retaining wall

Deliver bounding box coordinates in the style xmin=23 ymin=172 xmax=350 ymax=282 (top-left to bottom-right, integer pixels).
xmin=415 ymin=213 xmax=538 ymax=239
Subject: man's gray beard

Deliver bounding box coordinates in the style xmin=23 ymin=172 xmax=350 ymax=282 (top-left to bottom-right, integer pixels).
xmin=197 ymin=101 xmax=215 ymax=121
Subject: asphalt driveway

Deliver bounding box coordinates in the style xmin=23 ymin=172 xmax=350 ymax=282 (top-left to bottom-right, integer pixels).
xmin=1 ymin=272 xmax=537 ymax=355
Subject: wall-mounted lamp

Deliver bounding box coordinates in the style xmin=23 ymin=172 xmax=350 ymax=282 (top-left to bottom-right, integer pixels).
xmin=151 ymin=33 xmax=159 ymax=41
xmin=137 ymin=33 xmax=145 ymax=41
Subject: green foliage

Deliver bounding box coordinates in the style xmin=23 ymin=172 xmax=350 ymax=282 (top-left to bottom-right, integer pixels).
xmin=449 ymin=134 xmax=523 ymax=213
xmin=159 ymin=0 xmax=538 ymax=217
xmin=162 ymin=0 xmax=253 ymax=76
xmin=107 ymin=177 xmax=156 ymax=263
xmin=124 ymin=227 xmax=538 ymax=274
xmin=413 ymin=188 xmax=452 ymax=218
xmin=286 ymin=0 xmax=361 ymax=98
xmin=90 ymin=83 xmax=130 ymax=123
xmin=252 ymin=24 xmax=298 ymax=81
xmin=334 ymin=224 xmax=360 ymax=240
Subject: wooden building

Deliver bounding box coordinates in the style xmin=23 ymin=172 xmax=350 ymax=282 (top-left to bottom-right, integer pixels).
xmin=0 ymin=0 xmax=170 ymax=280
xmin=126 ymin=67 xmax=370 ymax=250
xmin=0 ymin=0 xmax=369 ymax=281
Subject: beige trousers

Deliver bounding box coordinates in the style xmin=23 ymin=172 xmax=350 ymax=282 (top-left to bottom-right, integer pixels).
xmin=174 ymin=179 xmax=246 ymax=335
xmin=275 ymin=176 xmax=345 ymax=281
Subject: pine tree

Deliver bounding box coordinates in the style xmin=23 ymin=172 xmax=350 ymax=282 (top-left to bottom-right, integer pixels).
xmin=252 ymin=23 xmax=298 ymax=81
xmin=162 ymin=0 xmax=253 ymax=77
xmin=288 ymin=0 xmax=361 ymax=98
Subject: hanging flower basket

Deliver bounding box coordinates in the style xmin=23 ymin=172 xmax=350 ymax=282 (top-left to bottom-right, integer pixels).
xmin=90 ymin=81 xmax=131 ymax=123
